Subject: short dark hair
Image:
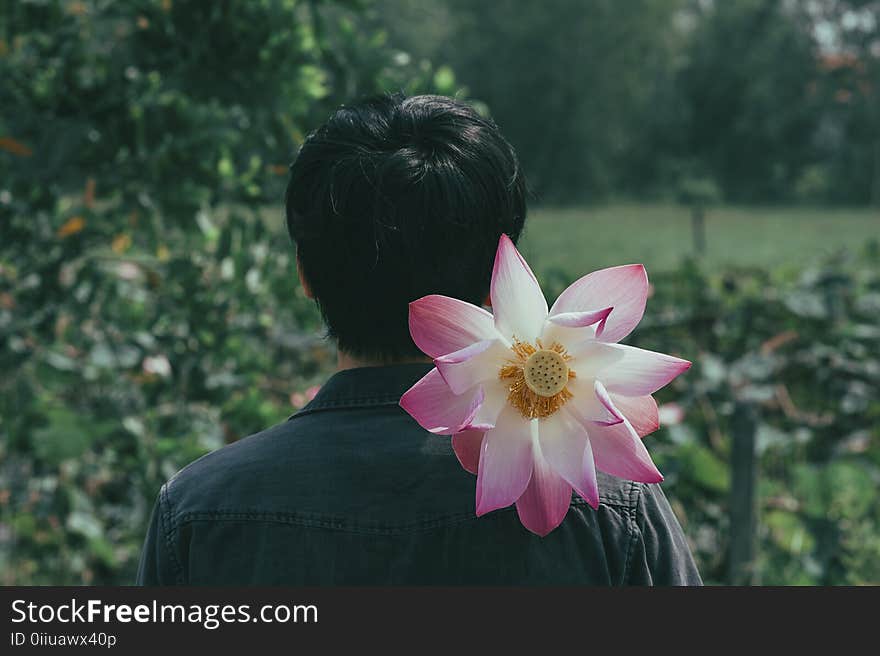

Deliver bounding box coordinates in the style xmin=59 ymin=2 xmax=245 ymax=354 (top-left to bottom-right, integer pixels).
xmin=285 ymin=93 xmax=527 ymax=361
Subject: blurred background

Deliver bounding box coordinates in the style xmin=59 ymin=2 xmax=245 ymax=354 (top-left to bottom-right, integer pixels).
xmin=1 ymin=0 xmax=878 ymax=585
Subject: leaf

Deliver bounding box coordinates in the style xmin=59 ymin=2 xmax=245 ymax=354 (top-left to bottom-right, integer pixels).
xmin=57 ymin=216 xmax=86 ymax=238
xmin=44 ymin=351 xmax=78 ymax=371
xmin=32 ymin=408 xmax=92 ymax=465
xmin=88 ymin=343 xmax=116 ymax=369
xmin=698 ymin=352 xmax=727 ymax=386
xmin=217 ymin=156 xmax=234 ymax=179
xmin=680 ymin=443 xmax=730 ymax=493
xmin=0 ymin=136 xmax=33 ymax=157
xmin=794 ymin=461 xmax=877 ymax=520
xmin=66 ymin=511 xmax=102 ymax=540
xmin=433 ymin=65 xmax=456 ymax=92
xmin=111 ymin=234 xmax=131 ymax=253
xmin=195 ymin=210 xmax=219 ymax=240
xmin=783 ymin=290 xmax=826 ymax=319
xmin=764 ymin=510 xmax=815 ymax=555
xmin=755 ymin=423 xmax=789 ymax=454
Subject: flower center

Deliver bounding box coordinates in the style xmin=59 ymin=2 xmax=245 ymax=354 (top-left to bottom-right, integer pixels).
xmin=499 ymin=339 xmax=576 ymax=419
xmin=523 ymin=349 xmax=569 ymax=397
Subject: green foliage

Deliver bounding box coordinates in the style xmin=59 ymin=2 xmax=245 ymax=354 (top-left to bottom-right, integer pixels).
xmin=677 ymin=0 xmax=820 ymax=202
xmin=806 ymin=0 xmax=880 ymax=205
xmin=676 ymin=176 xmax=722 ymax=208
xmin=0 ymin=0 xmax=459 ymax=584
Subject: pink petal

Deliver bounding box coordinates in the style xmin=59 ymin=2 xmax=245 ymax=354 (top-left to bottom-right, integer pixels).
xmin=409 ymin=294 xmax=498 ymax=358
xmin=565 ymin=376 xmax=623 ymax=426
xmin=452 ymin=430 xmax=484 ymax=475
xmin=515 ymin=451 xmax=573 ymax=536
xmin=434 ymin=338 xmax=510 ymax=395
xmin=549 ymin=264 xmax=648 ymax=343
xmin=610 ymin=393 xmax=659 ymax=437
xmin=399 ymin=368 xmax=484 ymax=435
xmin=587 ymin=418 xmax=663 ymax=483
xmin=538 ymin=409 xmax=599 ymax=508
xmin=575 ymin=341 xmax=691 ymax=396
xmin=490 ymin=234 xmax=548 ymax=343
xmin=475 ymin=406 xmax=535 ymax=516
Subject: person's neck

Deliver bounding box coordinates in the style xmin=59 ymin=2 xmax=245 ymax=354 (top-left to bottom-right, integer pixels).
xmin=337 ymin=350 xmax=432 ymax=372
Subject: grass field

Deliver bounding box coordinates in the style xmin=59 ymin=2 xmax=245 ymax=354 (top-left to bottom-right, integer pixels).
xmin=519 ymin=204 xmax=879 ymax=275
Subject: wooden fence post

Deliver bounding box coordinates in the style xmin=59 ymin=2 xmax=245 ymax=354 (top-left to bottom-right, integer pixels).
xmin=691 ymin=206 xmax=706 ymax=256
xmin=728 ymin=401 xmax=758 ymax=585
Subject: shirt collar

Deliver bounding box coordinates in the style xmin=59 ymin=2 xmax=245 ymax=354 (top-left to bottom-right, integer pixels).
xmin=290 ymin=362 xmax=434 ymax=419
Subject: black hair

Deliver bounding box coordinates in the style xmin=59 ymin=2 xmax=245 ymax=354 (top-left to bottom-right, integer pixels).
xmin=285 ymin=93 xmax=527 ymax=361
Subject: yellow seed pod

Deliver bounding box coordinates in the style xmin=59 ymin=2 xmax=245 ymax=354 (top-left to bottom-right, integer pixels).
xmin=523 ymin=349 xmax=569 ymax=397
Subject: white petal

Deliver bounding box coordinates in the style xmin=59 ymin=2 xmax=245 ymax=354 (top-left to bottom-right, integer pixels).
xmin=466 ymin=379 xmax=509 ymax=431
xmin=434 ymin=338 xmax=512 ymax=395
xmin=538 ymin=409 xmax=599 ymax=507
xmin=565 ymin=376 xmax=623 ymax=426
xmin=570 ymin=341 xmax=691 ymax=396
xmin=490 ymin=234 xmax=548 ymax=343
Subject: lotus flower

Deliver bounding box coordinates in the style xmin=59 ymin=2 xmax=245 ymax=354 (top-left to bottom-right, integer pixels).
xmin=399 ymin=234 xmax=691 ymax=536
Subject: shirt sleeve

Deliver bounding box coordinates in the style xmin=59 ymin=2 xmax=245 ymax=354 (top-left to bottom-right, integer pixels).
xmin=625 ymin=483 xmax=703 ymax=586
xmin=136 ymin=484 xmax=181 ymax=585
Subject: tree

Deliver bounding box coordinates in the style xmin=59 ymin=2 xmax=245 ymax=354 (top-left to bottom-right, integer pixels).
xmin=676 ymin=0 xmax=820 ymax=202
xmin=806 ymin=0 xmax=880 ymax=205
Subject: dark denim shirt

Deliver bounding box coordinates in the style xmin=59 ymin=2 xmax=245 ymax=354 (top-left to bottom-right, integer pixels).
xmin=137 ymin=363 xmax=702 ymax=585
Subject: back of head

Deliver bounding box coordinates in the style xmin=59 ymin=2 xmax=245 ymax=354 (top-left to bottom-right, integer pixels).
xmin=285 ymin=93 xmax=527 ymax=361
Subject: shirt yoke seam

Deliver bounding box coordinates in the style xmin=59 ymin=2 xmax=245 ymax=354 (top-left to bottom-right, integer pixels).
xmin=620 ymin=481 xmax=644 ymax=585
xmin=169 ymin=498 xmax=634 ymax=537
xmin=160 ymin=483 xmax=186 ymax=585
xmin=289 ymin=399 xmax=403 ymax=420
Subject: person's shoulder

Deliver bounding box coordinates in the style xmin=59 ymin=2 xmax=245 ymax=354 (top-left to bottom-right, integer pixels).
xmin=596 ymin=470 xmax=643 ymax=511
xmin=162 ymin=418 xmax=302 ymax=515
